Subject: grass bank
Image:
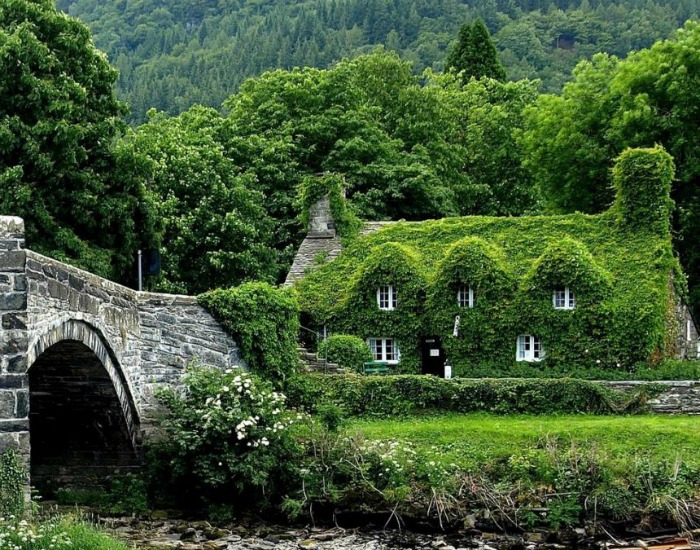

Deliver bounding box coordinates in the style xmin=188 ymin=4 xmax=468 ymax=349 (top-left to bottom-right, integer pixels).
xmin=313 ymin=413 xmax=700 ymax=531
xmin=351 ymin=413 xmax=700 ymax=467
xmin=0 ymin=515 xmax=130 ymax=550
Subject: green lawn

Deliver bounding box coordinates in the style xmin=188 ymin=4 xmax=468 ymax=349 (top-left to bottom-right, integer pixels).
xmin=350 ymin=413 xmax=700 ymax=470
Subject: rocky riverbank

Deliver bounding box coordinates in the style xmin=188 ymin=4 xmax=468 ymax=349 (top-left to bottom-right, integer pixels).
xmin=98 ymin=516 xmax=597 ymax=550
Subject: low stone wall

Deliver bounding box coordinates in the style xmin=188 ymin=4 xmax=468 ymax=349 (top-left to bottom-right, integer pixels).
xmin=601 ymin=380 xmax=700 ymax=414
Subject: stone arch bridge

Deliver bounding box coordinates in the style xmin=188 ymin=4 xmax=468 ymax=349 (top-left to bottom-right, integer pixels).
xmin=0 ymin=217 xmax=246 ymax=493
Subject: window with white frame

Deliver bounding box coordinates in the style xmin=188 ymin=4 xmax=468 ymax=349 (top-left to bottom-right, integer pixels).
xmin=516 ymin=335 xmax=543 ymax=362
xmin=553 ymin=286 xmax=575 ymax=309
xmin=457 ymin=284 xmax=475 ymax=308
xmin=376 ymin=285 xmax=397 ymax=310
xmin=367 ymin=338 xmax=400 ymax=363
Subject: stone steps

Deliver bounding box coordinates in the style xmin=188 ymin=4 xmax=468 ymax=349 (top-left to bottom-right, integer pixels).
xmin=296 ymin=346 xmax=342 ymax=374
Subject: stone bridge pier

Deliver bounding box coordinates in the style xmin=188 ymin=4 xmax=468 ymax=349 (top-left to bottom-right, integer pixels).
xmin=0 ymin=217 xmax=246 ymax=495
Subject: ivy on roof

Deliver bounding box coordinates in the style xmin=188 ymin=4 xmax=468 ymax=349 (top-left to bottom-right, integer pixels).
xmin=296 ymin=147 xmax=683 ymax=374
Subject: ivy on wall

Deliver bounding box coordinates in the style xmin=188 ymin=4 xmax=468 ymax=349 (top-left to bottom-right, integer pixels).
xmin=296 ymin=148 xmax=684 ymax=375
xmin=337 ymin=242 xmax=427 ymax=372
xmin=614 ymin=146 xmax=675 ymax=234
xmin=298 ymin=172 xmax=361 ymax=239
xmin=511 ymin=238 xmax=615 ymax=367
xmin=199 ymin=282 xmax=300 ymax=382
xmin=425 ymin=237 xmax=513 ymax=367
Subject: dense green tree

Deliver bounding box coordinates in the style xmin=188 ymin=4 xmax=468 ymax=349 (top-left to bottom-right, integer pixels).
xmin=446 ymin=19 xmax=506 ymax=82
xmin=56 ymin=0 xmax=694 ymax=122
xmin=520 ymin=53 xmax=620 ymax=213
xmin=445 ymin=22 xmax=473 ymax=76
xmin=521 ymin=21 xmax=700 ymax=311
xmin=121 ymin=107 xmax=278 ymax=294
xmin=0 ymin=0 xmax=153 ymax=280
xmin=218 ymin=49 xmax=537 ymax=263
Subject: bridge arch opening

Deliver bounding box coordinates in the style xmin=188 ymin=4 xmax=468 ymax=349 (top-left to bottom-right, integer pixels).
xmin=28 ymin=323 xmax=141 ymax=496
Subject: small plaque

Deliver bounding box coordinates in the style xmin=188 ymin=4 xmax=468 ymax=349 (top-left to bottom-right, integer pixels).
xmin=430 ymin=349 xmax=440 ymax=357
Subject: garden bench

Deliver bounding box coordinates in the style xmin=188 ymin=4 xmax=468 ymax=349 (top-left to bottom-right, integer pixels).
xmin=362 ymin=361 xmax=393 ymax=375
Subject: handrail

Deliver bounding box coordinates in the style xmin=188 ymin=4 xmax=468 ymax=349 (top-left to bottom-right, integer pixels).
xmin=299 ymin=325 xmax=320 ymax=338
xmin=298 ymin=325 xmax=331 ymax=372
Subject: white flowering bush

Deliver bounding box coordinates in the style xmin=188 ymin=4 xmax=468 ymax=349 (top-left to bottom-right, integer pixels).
xmin=0 ymin=517 xmax=71 ymax=550
xmin=290 ymin=431 xmax=465 ymax=522
xmin=153 ymin=365 xmax=306 ymax=511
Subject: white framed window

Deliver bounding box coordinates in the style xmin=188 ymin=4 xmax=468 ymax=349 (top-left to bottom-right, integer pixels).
xmin=377 ymin=285 xmax=397 ymax=310
xmin=457 ymin=284 xmax=475 ymax=308
xmin=516 ymin=335 xmax=543 ymax=362
xmin=553 ymin=286 xmax=575 ymax=309
xmin=367 ymin=337 xmax=400 ymax=364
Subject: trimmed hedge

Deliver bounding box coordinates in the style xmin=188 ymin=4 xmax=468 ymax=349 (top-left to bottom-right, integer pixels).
xmin=285 ymin=374 xmax=662 ymax=417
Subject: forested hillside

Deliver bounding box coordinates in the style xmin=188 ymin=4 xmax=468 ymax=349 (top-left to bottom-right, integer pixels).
xmin=55 ymin=0 xmax=699 ymax=123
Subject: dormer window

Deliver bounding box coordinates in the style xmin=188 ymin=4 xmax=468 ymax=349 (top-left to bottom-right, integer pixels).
xmin=553 ymin=287 xmax=575 ymax=309
xmin=377 ymin=285 xmax=397 ymax=310
xmin=457 ymin=284 xmax=475 ymax=308
xmin=516 ymin=335 xmax=543 ymax=362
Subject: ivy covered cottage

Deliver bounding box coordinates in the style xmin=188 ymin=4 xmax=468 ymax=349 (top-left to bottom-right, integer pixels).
xmin=286 ymin=148 xmax=699 ymax=376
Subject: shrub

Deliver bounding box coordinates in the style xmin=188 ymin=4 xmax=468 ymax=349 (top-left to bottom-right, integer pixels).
xmin=286 ymin=374 xmax=661 ymax=417
xmin=150 ymin=365 xmax=306 ymax=513
xmin=199 ymin=282 xmax=300 ymax=381
xmin=0 ymin=450 xmax=25 ymax=519
xmin=317 ymin=334 xmax=372 ymax=372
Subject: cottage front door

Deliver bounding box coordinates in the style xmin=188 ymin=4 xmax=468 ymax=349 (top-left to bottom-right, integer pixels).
xmin=421 ymin=337 xmax=446 ymax=377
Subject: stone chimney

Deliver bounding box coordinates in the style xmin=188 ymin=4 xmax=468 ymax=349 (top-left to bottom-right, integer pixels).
xmin=307 ymin=195 xmax=336 ymax=237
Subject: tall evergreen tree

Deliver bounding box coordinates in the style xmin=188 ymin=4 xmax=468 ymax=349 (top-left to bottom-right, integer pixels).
xmin=445 ymin=18 xmax=506 ymax=82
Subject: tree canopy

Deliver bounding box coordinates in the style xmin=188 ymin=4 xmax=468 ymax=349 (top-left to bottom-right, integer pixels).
xmin=121 ymin=107 xmax=278 ymax=294
xmin=0 ymin=0 xmax=153 ymax=280
xmin=217 ymin=50 xmax=538 ymax=270
xmin=521 ymin=20 xmax=700 ymax=310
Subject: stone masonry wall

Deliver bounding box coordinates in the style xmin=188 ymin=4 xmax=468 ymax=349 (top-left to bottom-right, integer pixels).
xmin=0 ymin=215 xmax=247 ymax=445
xmin=601 ymin=380 xmax=700 ymax=414
xmin=0 ymin=217 xmax=30 ymax=468
xmin=137 ymin=293 xmax=246 ymax=425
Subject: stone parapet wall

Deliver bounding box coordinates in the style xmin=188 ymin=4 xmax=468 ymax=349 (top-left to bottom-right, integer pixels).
xmin=137 ymin=292 xmax=244 ymax=425
xmin=0 ymin=215 xmax=247 ymax=448
xmin=600 ymin=380 xmax=700 ymax=414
